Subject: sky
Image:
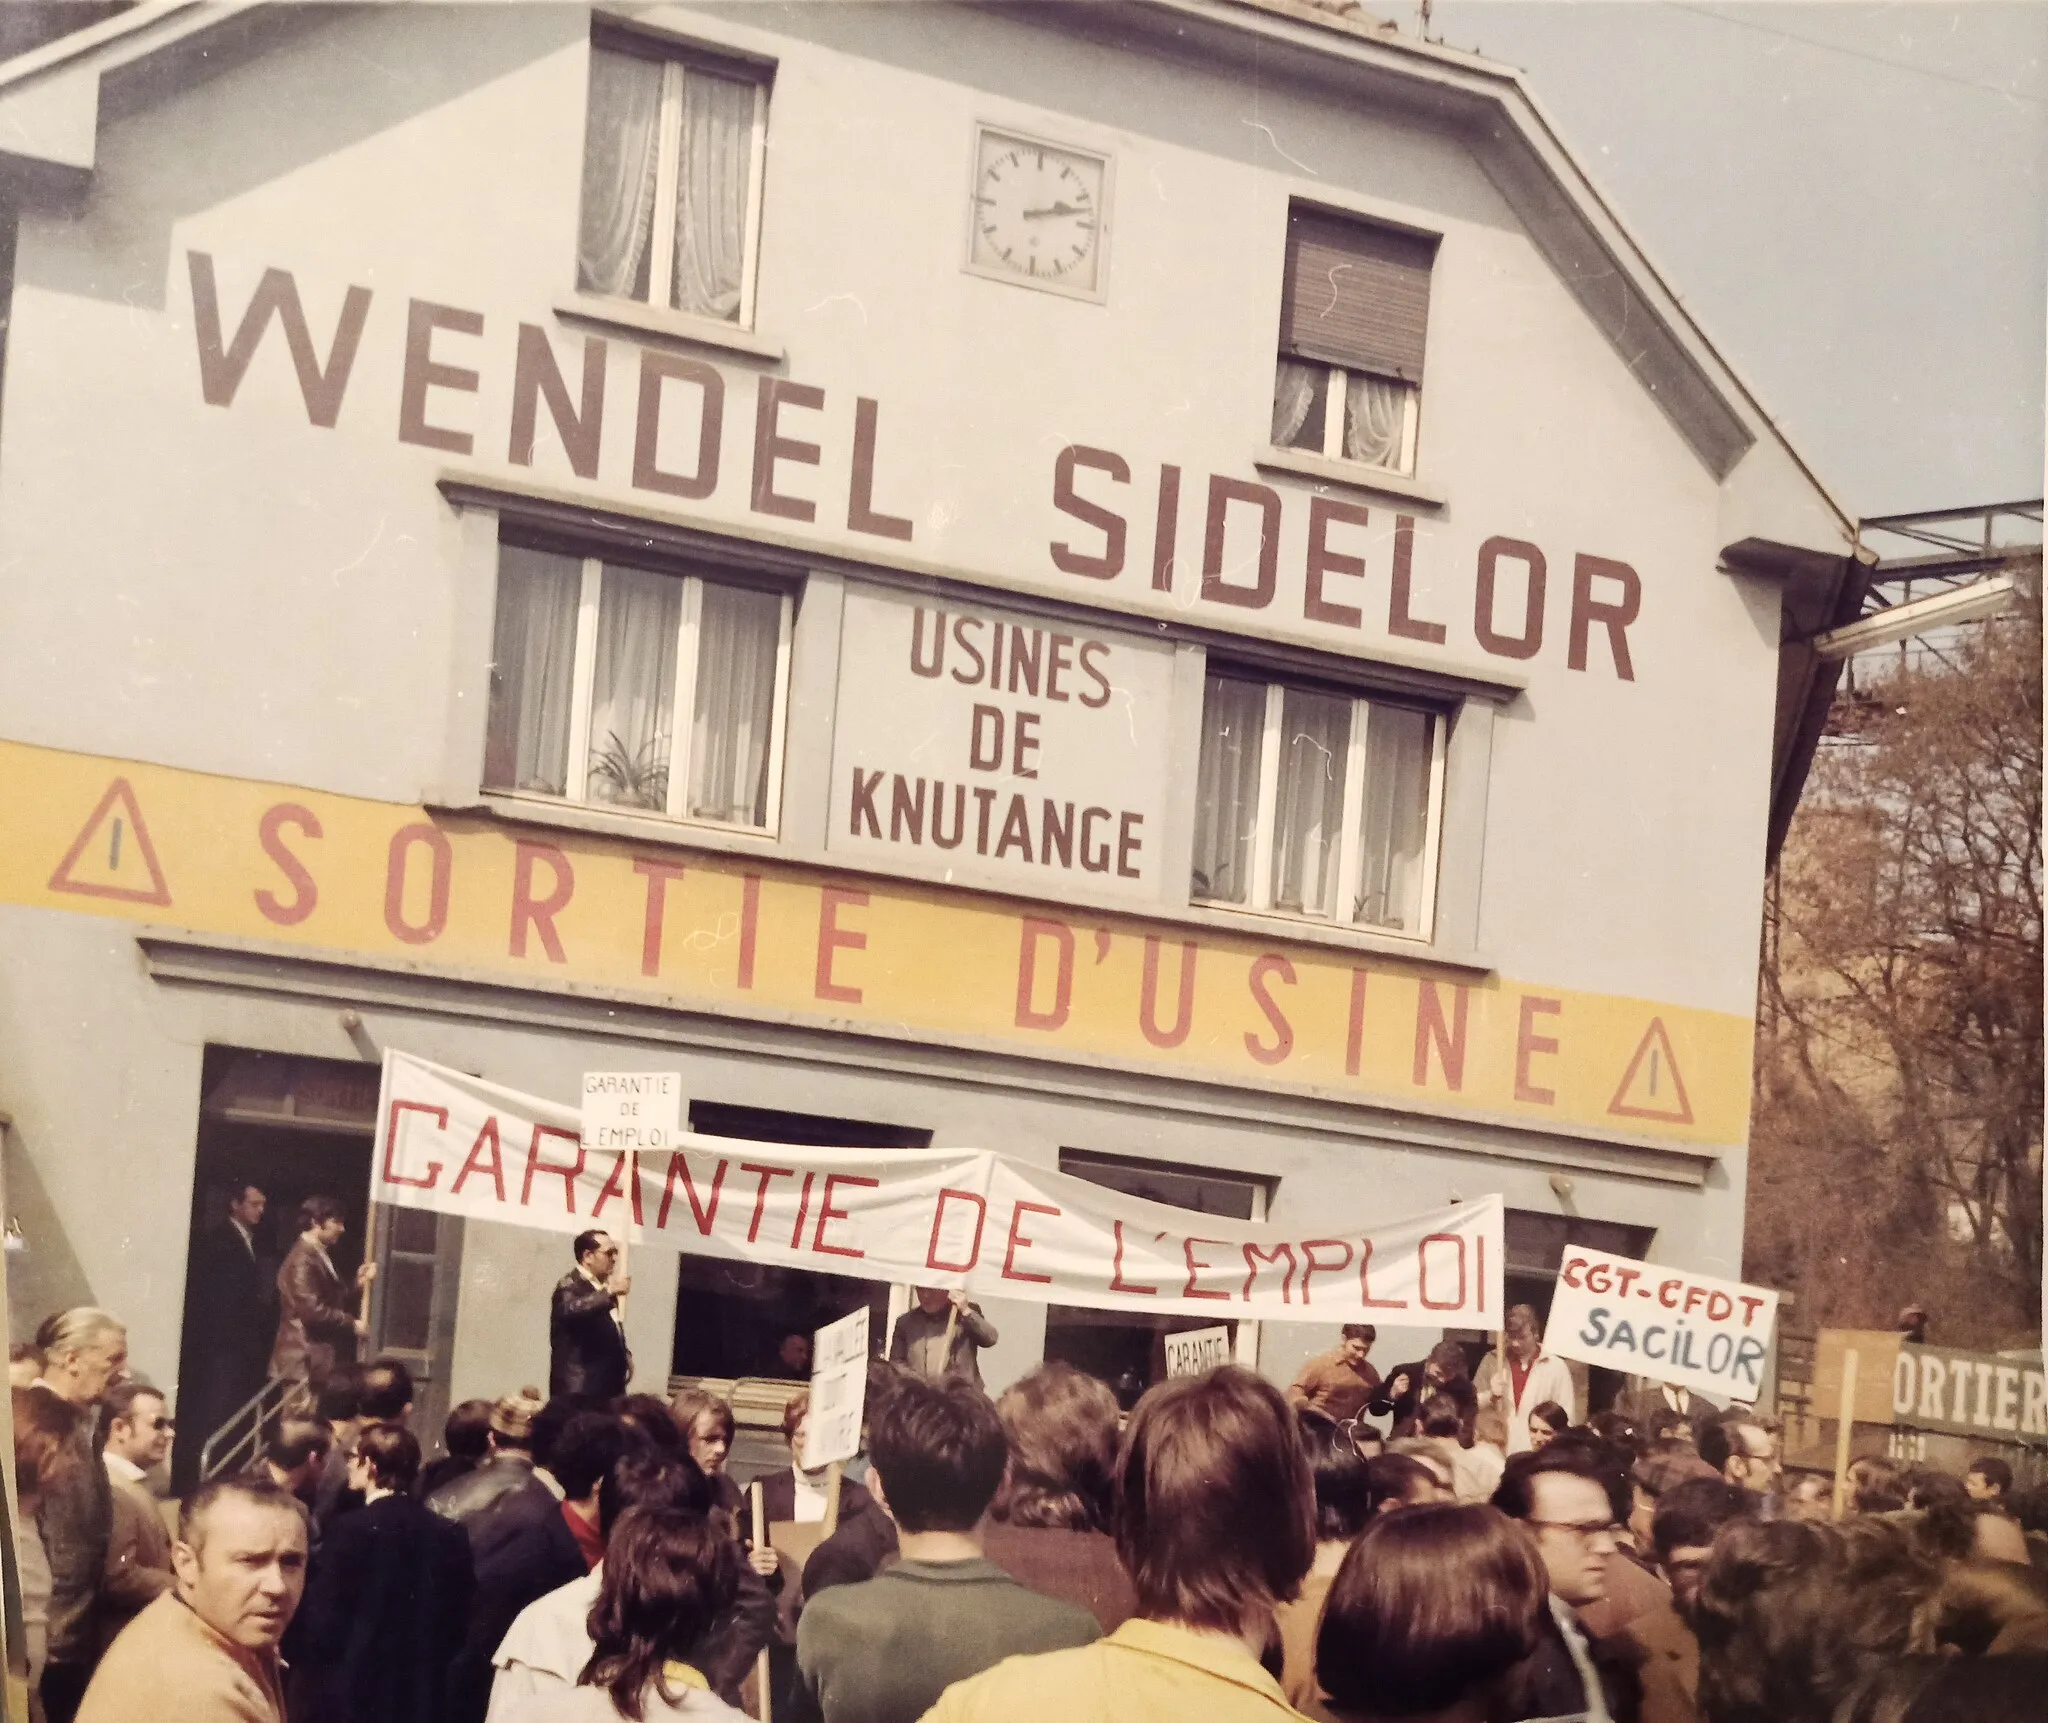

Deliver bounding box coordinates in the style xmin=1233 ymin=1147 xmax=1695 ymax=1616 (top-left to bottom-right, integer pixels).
xmin=1427 ymin=1 xmax=2046 ymax=523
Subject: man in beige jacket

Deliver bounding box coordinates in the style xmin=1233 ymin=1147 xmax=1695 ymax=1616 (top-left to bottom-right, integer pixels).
xmin=96 ymin=1382 xmax=176 ymax=1654
xmin=77 ymin=1477 xmax=307 ymax=1723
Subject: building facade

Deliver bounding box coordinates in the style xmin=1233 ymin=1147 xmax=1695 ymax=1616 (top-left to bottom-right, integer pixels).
xmin=0 ymin=1 xmax=1860 ymax=1459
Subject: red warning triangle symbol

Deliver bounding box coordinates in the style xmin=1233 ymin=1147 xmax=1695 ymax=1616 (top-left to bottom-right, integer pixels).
xmin=47 ymin=778 xmax=172 ymax=906
xmin=1607 ymin=1016 xmax=1693 ymax=1125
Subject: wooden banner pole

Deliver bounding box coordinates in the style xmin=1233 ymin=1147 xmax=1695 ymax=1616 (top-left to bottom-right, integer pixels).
xmin=1830 ymin=1348 xmax=1860 ymax=1521
xmin=751 ymin=1479 xmax=772 ymax=1723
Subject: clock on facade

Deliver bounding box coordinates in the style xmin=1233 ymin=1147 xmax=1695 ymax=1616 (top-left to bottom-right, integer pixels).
xmin=966 ymin=126 xmax=1111 ymax=299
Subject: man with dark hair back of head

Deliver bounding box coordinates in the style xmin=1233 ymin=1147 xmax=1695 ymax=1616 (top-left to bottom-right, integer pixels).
xmin=1366 ymin=1451 xmax=1450 ymax=1515
xmin=307 ymin=1364 xmax=367 ymax=1534
xmin=1287 ymin=1323 xmax=1383 ymax=1423
xmin=256 ymin=1417 xmax=333 ymax=1506
xmin=95 ymin=1381 xmax=177 ymax=1652
xmin=447 ymin=1411 xmax=631 ymax=1723
xmin=421 ymin=1398 xmax=496 ymax=1499
xmin=356 ymin=1357 xmax=414 ymax=1424
xmin=926 ymin=1366 xmax=1315 ymax=1723
xmin=291 ymin=1422 xmax=474 ymax=1723
xmin=1613 ymin=1476 xmax=1761 ymax=1723
xmin=29 ymin=1307 xmax=129 ymax=1723
xmin=1693 ymin=1516 xmax=1945 ymax=1723
xmin=428 ymin=1387 xmax=545 ymax=1525
xmin=1491 ymin=1445 xmax=1642 ymax=1722
xmin=77 ymin=1477 xmax=307 ymax=1723
xmin=795 ymin=1375 xmax=1099 ymax=1723
xmin=1626 ymin=1441 xmax=1720 ymax=1550
xmin=982 ymin=1363 xmax=1134 ymax=1632
xmin=550 ymin=1231 xmax=632 ymax=1402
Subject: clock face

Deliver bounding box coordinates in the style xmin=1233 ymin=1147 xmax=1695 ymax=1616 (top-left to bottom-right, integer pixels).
xmin=968 ymin=129 xmax=1109 ymax=297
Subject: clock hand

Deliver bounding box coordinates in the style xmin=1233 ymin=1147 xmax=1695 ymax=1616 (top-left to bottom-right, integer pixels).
xmin=1021 ymin=202 xmax=1086 ymax=220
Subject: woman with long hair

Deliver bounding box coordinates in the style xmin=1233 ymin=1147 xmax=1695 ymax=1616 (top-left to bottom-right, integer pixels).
xmin=1315 ymin=1503 xmax=1548 ymax=1723
xmin=506 ymin=1506 xmax=747 ymax=1721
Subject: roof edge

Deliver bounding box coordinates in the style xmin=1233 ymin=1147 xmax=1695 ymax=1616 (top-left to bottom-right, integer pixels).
xmin=1161 ymin=0 xmax=1855 ymax=541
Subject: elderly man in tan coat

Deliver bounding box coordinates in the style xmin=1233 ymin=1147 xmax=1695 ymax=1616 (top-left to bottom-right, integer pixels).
xmin=77 ymin=1477 xmax=307 ymax=1723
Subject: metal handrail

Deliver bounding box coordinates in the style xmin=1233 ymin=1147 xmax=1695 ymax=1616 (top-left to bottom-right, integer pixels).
xmin=198 ymin=1376 xmax=311 ymax=1482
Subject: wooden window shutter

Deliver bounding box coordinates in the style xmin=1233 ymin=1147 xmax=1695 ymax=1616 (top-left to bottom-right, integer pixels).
xmin=1278 ymin=207 xmax=1438 ymax=384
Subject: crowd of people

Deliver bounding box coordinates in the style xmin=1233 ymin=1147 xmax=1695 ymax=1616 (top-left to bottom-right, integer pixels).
xmin=9 ymin=1256 xmax=2048 ymax=1723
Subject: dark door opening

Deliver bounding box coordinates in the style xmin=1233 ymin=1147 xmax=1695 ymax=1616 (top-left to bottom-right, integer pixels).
xmin=1490 ymin=1209 xmax=1659 ymax=1416
xmin=1044 ymin=1151 xmax=1272 ymax=1409
xmin=172 ymin=1049 xmax=378 ymax=1491
xmin=669 ymin=1103 xmax=928 ymax=1383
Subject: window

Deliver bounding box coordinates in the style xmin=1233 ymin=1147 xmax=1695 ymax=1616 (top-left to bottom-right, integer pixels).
xmin=671 ymin=1105 xmax=928 ymax=1382
xmin=1272 ymin=205 xmax=1437 ymax=476
xmin=483 ymin=543 xmax=793 ymax=832
xmin=577 ymin=37 xmax=769 ymax=324
xmin=1190 ymin=671 xmax=1444 ymax=937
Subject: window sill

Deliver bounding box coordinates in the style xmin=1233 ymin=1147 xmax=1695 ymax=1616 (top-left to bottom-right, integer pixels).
xmin=1253 ymin=446 xmax=1448 ymax=509
xmin=442 ymin=796 xmax=1495 ymax=977
xmin=553 ymin=295 xmax=785 ymax=363
xmin=467 ymin=791 xmax=783 ymax=854
xmin=1180 ymin=899 xmax=1481 ymax=969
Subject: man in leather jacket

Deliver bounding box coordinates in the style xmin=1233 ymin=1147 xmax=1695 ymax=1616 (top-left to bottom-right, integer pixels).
xmin=548 ymin=1231 xmax=631 ymax=1401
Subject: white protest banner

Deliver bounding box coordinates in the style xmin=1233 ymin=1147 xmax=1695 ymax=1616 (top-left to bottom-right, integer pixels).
xmin=1162 ymin=1326 xmax=1233 ymax=1379
xmin=1545 ymin=1246 xmax=1778 ymax=1402
xmin=374 ymin=1049 xmax=1503 ymax=1324
xmin=582 ymin=1071 xmax=681 ymax=1152
xmin=802 ymin=1307 xmax=872 ymax=1469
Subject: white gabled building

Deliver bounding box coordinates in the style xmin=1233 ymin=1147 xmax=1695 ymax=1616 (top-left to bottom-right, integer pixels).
xmin=0 ymin=1 xmax=1859 ymax=1467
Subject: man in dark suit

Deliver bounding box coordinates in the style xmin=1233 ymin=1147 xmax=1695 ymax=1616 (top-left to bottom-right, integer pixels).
xmin=271 ymin=1196 xmax=372 ymax=1391
xmin=290 ymin=1422 xmax=474 ymax=1723
xmin=1616 ymin=1378 xmax=1719 ymax=1449
xmin=548 ymin=1230 xmax=631 ymax=1401
xmin=188 ymin=1183 xmax=275 ymax=1459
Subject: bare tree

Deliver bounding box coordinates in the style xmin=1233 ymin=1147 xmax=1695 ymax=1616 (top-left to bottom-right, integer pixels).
xmin=1749 ymin=570 xmax=2042 ymax=1347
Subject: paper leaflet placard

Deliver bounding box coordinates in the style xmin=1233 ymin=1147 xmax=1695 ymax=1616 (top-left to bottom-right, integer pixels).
xmin=1545 ymin=1245 xmax=1778 ymax=1401
xmin=802 ymin=1307 xmax=871 ymax=1469
xmin=1163 ymin=1326 xmax=1233 ymax=1378
xmin=373 ymin=1049 xmax=1502 ymax=1324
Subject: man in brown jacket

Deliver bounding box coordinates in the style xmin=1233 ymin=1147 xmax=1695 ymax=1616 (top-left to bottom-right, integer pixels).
xmin=269 ymin=1196 xmax=372 ymax=1389
xmin=77 ymin=1477 xmax=307 ymax=1723
xmin=96 ymin=1382 xmax=176 ymax=1653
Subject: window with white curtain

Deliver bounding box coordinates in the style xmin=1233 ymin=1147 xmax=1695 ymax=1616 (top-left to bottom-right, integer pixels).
xmin=1190 ymin=671 xmax=1445 ymax=938
xmin=1270 ymin=206 xmax=1436 ymax=477
xmin=483 ymin=543 xmax=792 ymax=832
xmin=577 ymin=38 xmax=769 ymax=325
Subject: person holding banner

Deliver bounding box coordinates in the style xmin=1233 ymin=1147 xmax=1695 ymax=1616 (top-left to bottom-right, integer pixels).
xmin=549 ymin=1232 xmax=632 ymax=1402
xmin=1474 ymin=1306 xmax=1576 ymax=1455
xmin=1287 ymin=1326 xmax=1383 ymax=1424
xmin=887 ymin=1289 xmax=999 ymax=1391
xmin=271 ymin=1198 xmax=372 ymax=1392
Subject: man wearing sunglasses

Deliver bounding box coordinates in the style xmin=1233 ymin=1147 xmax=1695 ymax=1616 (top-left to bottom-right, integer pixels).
xmin=96 ymin=1382 xmax=177 ymax=1653
xmin=1493 ymin=1446 xmax=1641 ymax=1723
